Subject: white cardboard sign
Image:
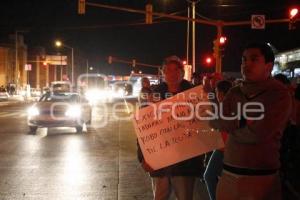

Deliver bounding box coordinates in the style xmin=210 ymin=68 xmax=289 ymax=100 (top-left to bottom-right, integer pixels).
xmin=132 ymin=85 xmax=224 ymax=170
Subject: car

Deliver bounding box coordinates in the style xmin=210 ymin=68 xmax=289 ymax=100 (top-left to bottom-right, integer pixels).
xmin=51 ymin=81 xmax=72 ymax=93
xmin=30 ymin=88 xmax=41 ymax=97
xmin=0 ymin=91 xmax=9 ymax=101
xmin=27 ymin=92 xmax=92 ymax=134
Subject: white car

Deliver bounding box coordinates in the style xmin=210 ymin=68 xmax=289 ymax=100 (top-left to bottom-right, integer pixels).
xmin=27 ymin=92 xmax=92 ymax=133
xmin=0 ymin=91 xmax=9 ymax=101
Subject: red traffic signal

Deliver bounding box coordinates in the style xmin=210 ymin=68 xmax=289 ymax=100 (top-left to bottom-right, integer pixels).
xmin=289 ymin=8 xmax=299 ymax=19
xmin=205 ymin=57 xmax=212 ymax=65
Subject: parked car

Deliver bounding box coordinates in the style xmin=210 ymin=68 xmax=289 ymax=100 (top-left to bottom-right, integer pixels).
xmin=27 ymin=92 xmax=92 ymax=133
xmin=0 ymin=91 xmax=9 ymax=101
xmin=31 ymin=88 xmax=41 ymax=97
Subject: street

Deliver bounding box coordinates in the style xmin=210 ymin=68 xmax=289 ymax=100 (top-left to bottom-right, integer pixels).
xmin=0 ymin=100 xmax=209 ymax=200
xmin=0 ymin=101 xmax=153 ymax=200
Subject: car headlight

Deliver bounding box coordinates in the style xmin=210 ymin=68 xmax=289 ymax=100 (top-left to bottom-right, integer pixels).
xmin=65 ymin=105 xmax=81 ymax=117
xmin=85 ymin=89 xmax=108 ymax=101
xmin=27 ymin=106 xmax=39 ymax=116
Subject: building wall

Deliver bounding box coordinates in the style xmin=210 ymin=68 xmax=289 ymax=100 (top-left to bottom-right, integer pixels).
xmin=0 ymin=47 xmax=8 ymax=86
xmin=0 ymin=47 xmax=15 ymax=87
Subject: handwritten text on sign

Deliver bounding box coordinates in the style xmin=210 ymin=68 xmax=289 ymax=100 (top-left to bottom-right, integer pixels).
xmin=133 ymin=85 xmax=224 ymax=170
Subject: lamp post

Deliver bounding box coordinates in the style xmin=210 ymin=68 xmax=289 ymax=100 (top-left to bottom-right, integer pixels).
xmin=186 ymin=0 xmax=200 ymax=73
xmin=55 ymin=40 xmax=74 ymax=84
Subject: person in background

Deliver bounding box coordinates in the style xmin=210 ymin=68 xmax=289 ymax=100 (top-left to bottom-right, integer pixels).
xmin=204 ymin=80 xmax=232 ymax=200
xmin=192 ymin=72 xmax=202 ymax=86
xmin=138 ymin=77 xmax=152 ymax=107
xmin=209 ymin=73 xmax=223 ymax=92
xmin=274 ymin=74 xmax=300 ymax=198
xmin=295 ymin=84 xmax=300 ymax=127
xmin=216 ymin=42 xmax=292 ymax=200
xmin=202 ymin=75 xmax=213 ymax=93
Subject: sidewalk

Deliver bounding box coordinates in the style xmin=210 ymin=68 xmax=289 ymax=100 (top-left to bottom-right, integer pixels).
xmin=0 ymin=95 xmax=31 ymax=107
xmin=117 ymin=116 xmax=210 ymax=200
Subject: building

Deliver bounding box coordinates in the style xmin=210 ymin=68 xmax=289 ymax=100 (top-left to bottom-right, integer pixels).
xmin=0 ymin=34 xmax=28 ymax=90
xmin=273 ymin=48 xmax=300 ymax=78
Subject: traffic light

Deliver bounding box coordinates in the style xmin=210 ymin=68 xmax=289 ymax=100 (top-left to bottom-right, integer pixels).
xmin=289 ymin=7 xmax=299 ymax=30
xmin=145 ymin=3 xmax=153 ymax=24
xmin=78 ymin=0 xmax=85 ymax=15
xmin=108 ymin=56 xmax=112 ymax=64
xmin=219 ymin=36 xmax=227 ymax=45
xmin=132 ymin=59 xmax=136 ymax=67
xmin=205 ymin=56 xmax=212 ymax=65
xmin=42 ymin=61 xmax=48 ymax=67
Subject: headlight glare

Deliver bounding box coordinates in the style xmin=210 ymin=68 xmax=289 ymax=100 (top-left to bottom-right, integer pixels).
xmin=65 ymin=105 xmax=81 ymax=117
xmin=27 ymin=107 xmax=39 ymax=116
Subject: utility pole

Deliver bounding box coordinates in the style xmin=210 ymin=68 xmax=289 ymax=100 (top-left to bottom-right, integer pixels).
xmin=86 ymin=59 xmax=89 ymax=85
xmin=186 ymin=7 xmax=190 ymax=65
xmin=15 ymin=31 xmax=18 ymax=91
xmin=192 ymin=1 xmax=196 ymax=73
xmin=216 ymin=22 xmax=223 ymax=73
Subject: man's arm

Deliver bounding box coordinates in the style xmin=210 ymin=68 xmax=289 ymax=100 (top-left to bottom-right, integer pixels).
xmin=229 ymin=91 xmax=292 ymax=144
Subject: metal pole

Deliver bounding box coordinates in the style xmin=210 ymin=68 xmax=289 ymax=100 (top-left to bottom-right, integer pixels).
xmin=46 ymin=65 xmax=49 ymax=87
xmin=61 ymin=54 xmax=63 ymax=81
xmin=54 ymin=66 xmax=57 ymax=81
xmin=192 ymin=1 xmax=196 ymax=73
xmin=71 ymin=48 xmax=74 ymax=85
xmin=186 ymin=6 xmax=190 ymax=64
xmin=15 ymin=31 xmax=18 ymax=92
xmin=216 ymin=24 xmax=223 ymax=73
xmin=86 ymin=59 xmax=89 ymax=85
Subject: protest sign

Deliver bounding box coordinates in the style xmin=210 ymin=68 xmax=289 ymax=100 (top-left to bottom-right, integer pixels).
xmin=133 ymin=85 xmax=224 ymax=170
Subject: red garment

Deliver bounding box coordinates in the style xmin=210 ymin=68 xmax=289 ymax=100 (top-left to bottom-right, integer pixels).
xmin=219 ymin=131 xmax=228 ymax=152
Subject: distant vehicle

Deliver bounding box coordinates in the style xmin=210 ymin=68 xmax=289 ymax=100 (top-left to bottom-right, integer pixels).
xmin=51 ymin=81 xmax=72 ymax=93
xmin=42 ymin=87 xmax=50 ymax=95
xmin=128 ymin=73 xmax=160 ymax=97
xmin=30 ymin=88 xmax=42 ymax=101
xmin=110 ymin=81 xmax=128 ymax=97
xmin=27 ymin=92 xmax=92 ymax=134
xmin=30 ymin=88 xmax=41 ymax=97
xmin=0 ymin=91 xmax=9 ymax=101
xmin=80 ymin=74 xmax=110 ymax=104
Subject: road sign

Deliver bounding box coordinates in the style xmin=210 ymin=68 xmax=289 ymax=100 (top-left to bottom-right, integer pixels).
xmin=25 ymin=64 xmax=32 ymax=71
xmin=251 ymin=15 xmax=265 ymax=29
xmin=45 ymin=55 xmax=68 ymax=65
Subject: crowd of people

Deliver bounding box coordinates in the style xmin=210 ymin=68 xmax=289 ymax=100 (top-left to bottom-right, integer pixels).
xmin=137 ymin=42 xmax=300 ymax=200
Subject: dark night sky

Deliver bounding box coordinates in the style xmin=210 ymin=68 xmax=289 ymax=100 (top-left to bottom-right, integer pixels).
xmin=0 ymin=0 xmax=299 ymax=75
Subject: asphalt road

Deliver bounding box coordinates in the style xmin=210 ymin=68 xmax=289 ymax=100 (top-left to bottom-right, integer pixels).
xmin=0 ymin=101 xmax=209 ymax=200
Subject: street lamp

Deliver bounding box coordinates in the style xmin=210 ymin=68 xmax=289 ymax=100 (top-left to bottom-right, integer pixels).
xmin=55 ymin=40 xmax=74 ymax=85
xmin=55 ymin=41 xmax=62 ymax=47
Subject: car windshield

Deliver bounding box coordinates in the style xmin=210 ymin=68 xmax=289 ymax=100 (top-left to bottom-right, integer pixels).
xmin=39 ymin=93 xmax=79 ymax=103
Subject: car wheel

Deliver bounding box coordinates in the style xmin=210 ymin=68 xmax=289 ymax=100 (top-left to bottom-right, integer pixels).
xmin=29 ymin=126 xmax=38 ymax=134
xmin=76 ymin=126 xmax=83 ymax=133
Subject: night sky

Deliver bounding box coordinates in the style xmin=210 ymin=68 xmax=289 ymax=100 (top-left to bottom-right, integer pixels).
xmin=0 ymin=0 xmax=299 ymax=75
